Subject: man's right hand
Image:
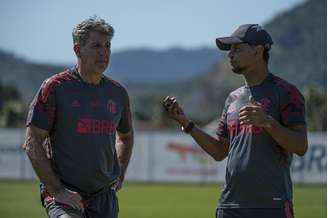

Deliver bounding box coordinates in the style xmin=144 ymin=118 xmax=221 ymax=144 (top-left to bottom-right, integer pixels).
xmin=163 ymin=96 xmax=230 ymax=161
xmin=53 ymin=188 xmax=85 ymax=212
xmin=163 ymin=96 xmax=189 ymax=126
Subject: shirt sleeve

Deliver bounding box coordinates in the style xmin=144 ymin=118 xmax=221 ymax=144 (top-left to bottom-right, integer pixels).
xmin=116 ymin=89 xmax=133 ymax=134
xmin=216 ymin=96 xmax=231 ymax=139
xmin=280 ymin=85 xmax=306 ymax=126
xmin=26 ymin=79 xmax=57 ymax=131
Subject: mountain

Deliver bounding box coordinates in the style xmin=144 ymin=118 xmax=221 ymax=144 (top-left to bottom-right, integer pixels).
xmin=107 ymin=47 xmax=221 ymax=82
xmin=0 ymin=0 xmax=325 ymax=129
xmin=0 ymin=50 xmax=66 ymax=103
xmin=0 ymin=47 xmax=221 ymax=102
xmin=266 ymin=0 xmax=326 ymax=88
xmin=191 ymin=0 xmax=327 ymax=122
xmin=201 ymin=0 xmax=327 ymax=97
xmin=199 ymin=0 xmax=327 ymax=93
xmin=128 ymin=0 xmax=327 ymax=125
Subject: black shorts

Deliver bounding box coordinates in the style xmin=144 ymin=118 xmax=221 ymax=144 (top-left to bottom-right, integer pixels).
xmin=216 ymin=202 xmax=294 ymax=218
xmin=41 ymin=186 xmax=119 ymax=218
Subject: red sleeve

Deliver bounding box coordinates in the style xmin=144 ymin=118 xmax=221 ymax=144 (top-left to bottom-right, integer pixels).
xmin=26 ymin=79 xmax=57 ymax=131
xmin=280 ymin=85 xmax=306 ymax=126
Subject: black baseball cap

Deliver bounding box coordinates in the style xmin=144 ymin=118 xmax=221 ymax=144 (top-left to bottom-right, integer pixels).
xmin=216 ymin=24 xmax=273 ymax=51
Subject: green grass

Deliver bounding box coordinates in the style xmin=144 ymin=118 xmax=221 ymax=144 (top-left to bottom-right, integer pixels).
xmin=0 ymin=180 xmax=326 ymax=218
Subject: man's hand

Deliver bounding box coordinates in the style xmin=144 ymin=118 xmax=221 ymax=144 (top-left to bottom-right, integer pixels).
xmin=23 ymin=126 xmax=86 ymax=211
xmin=239 ymin=98 xmax=271 ymax=128
xmin=53 ymin=188 xmax=85 ymax=212
xmin=163 ymin=96 xmax=230 ymax=161
xmin=163 ymin=96 xmax=189 ymax=125
xmin=111 ymin=177 xmax=123 ymax=192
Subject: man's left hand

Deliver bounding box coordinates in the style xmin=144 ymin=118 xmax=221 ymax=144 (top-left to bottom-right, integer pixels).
xmin=111 ymin=177 xmax=123 ymax=192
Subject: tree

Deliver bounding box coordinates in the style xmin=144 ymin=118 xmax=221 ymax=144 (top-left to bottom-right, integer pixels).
xmin=0 ymin=81 xmax=26 ymax=127
xmin=303 ymin=86 xmax=326 ymax=131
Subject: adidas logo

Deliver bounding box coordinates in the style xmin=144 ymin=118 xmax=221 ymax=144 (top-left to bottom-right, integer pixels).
xmin=71 ymin=100 xmax=80 ymax=108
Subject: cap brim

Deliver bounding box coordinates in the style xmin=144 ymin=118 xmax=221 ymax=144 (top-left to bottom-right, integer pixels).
xmin=216 ymin=37 xmax=243 ymax=51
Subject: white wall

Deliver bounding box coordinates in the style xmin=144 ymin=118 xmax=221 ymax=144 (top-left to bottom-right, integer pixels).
xmin=0 ymin=129 xmax=326 ymax=184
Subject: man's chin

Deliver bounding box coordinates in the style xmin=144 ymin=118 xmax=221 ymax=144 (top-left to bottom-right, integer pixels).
xmin=95 ymin=64 xmax=108 ymax=73
xmin=91 ymin=68 xmax=105 ymax=75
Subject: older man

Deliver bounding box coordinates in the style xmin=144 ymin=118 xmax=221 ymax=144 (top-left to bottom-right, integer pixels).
xmin=23 ymin=16 xmax=134 ymax=218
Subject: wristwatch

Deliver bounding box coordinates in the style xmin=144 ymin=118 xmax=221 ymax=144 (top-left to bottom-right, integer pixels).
xmin=181 ymin=121 xmax=195 ymax=134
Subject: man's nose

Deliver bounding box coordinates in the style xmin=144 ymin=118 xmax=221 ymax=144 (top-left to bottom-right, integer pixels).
xmin=99 ymin=47 xmax=109 ymax=56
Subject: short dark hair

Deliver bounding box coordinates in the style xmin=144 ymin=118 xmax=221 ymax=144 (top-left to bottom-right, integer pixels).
xmin=72 ymin=16 xmax=114 ymax=47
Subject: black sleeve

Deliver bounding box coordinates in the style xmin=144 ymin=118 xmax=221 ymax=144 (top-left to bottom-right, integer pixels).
xmin=216 ymin=96 xmax=232 ymax=139
xmin=116 ymin=89 xmax=133 ymax=134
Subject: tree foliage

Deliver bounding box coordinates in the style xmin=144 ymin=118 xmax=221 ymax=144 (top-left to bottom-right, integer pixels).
xmin=303 ymin=86 xmax=326 ymax=131
xmin=0 ymin=81 xmax=26 ymax=127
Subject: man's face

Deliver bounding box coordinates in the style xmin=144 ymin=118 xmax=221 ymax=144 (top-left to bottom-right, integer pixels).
xmin=78 ymin=31 xmax=111 ymax=74
xmin=228 ymin=43 xmax=256 ymax=74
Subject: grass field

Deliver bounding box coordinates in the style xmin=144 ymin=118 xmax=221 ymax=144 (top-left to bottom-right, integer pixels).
xmin=0 ymin=180 xmax=326 ymax=218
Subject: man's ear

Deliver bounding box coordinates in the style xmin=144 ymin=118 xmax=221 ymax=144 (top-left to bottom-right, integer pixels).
xmin=73 ymin=44 xmax=81 ymax=57
xmin=255 ymin=45 xmax=264 ymax=60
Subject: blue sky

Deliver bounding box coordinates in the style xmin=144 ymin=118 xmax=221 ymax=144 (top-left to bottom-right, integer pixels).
xmin=1 ymin=0 xmax=304 ymax=64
